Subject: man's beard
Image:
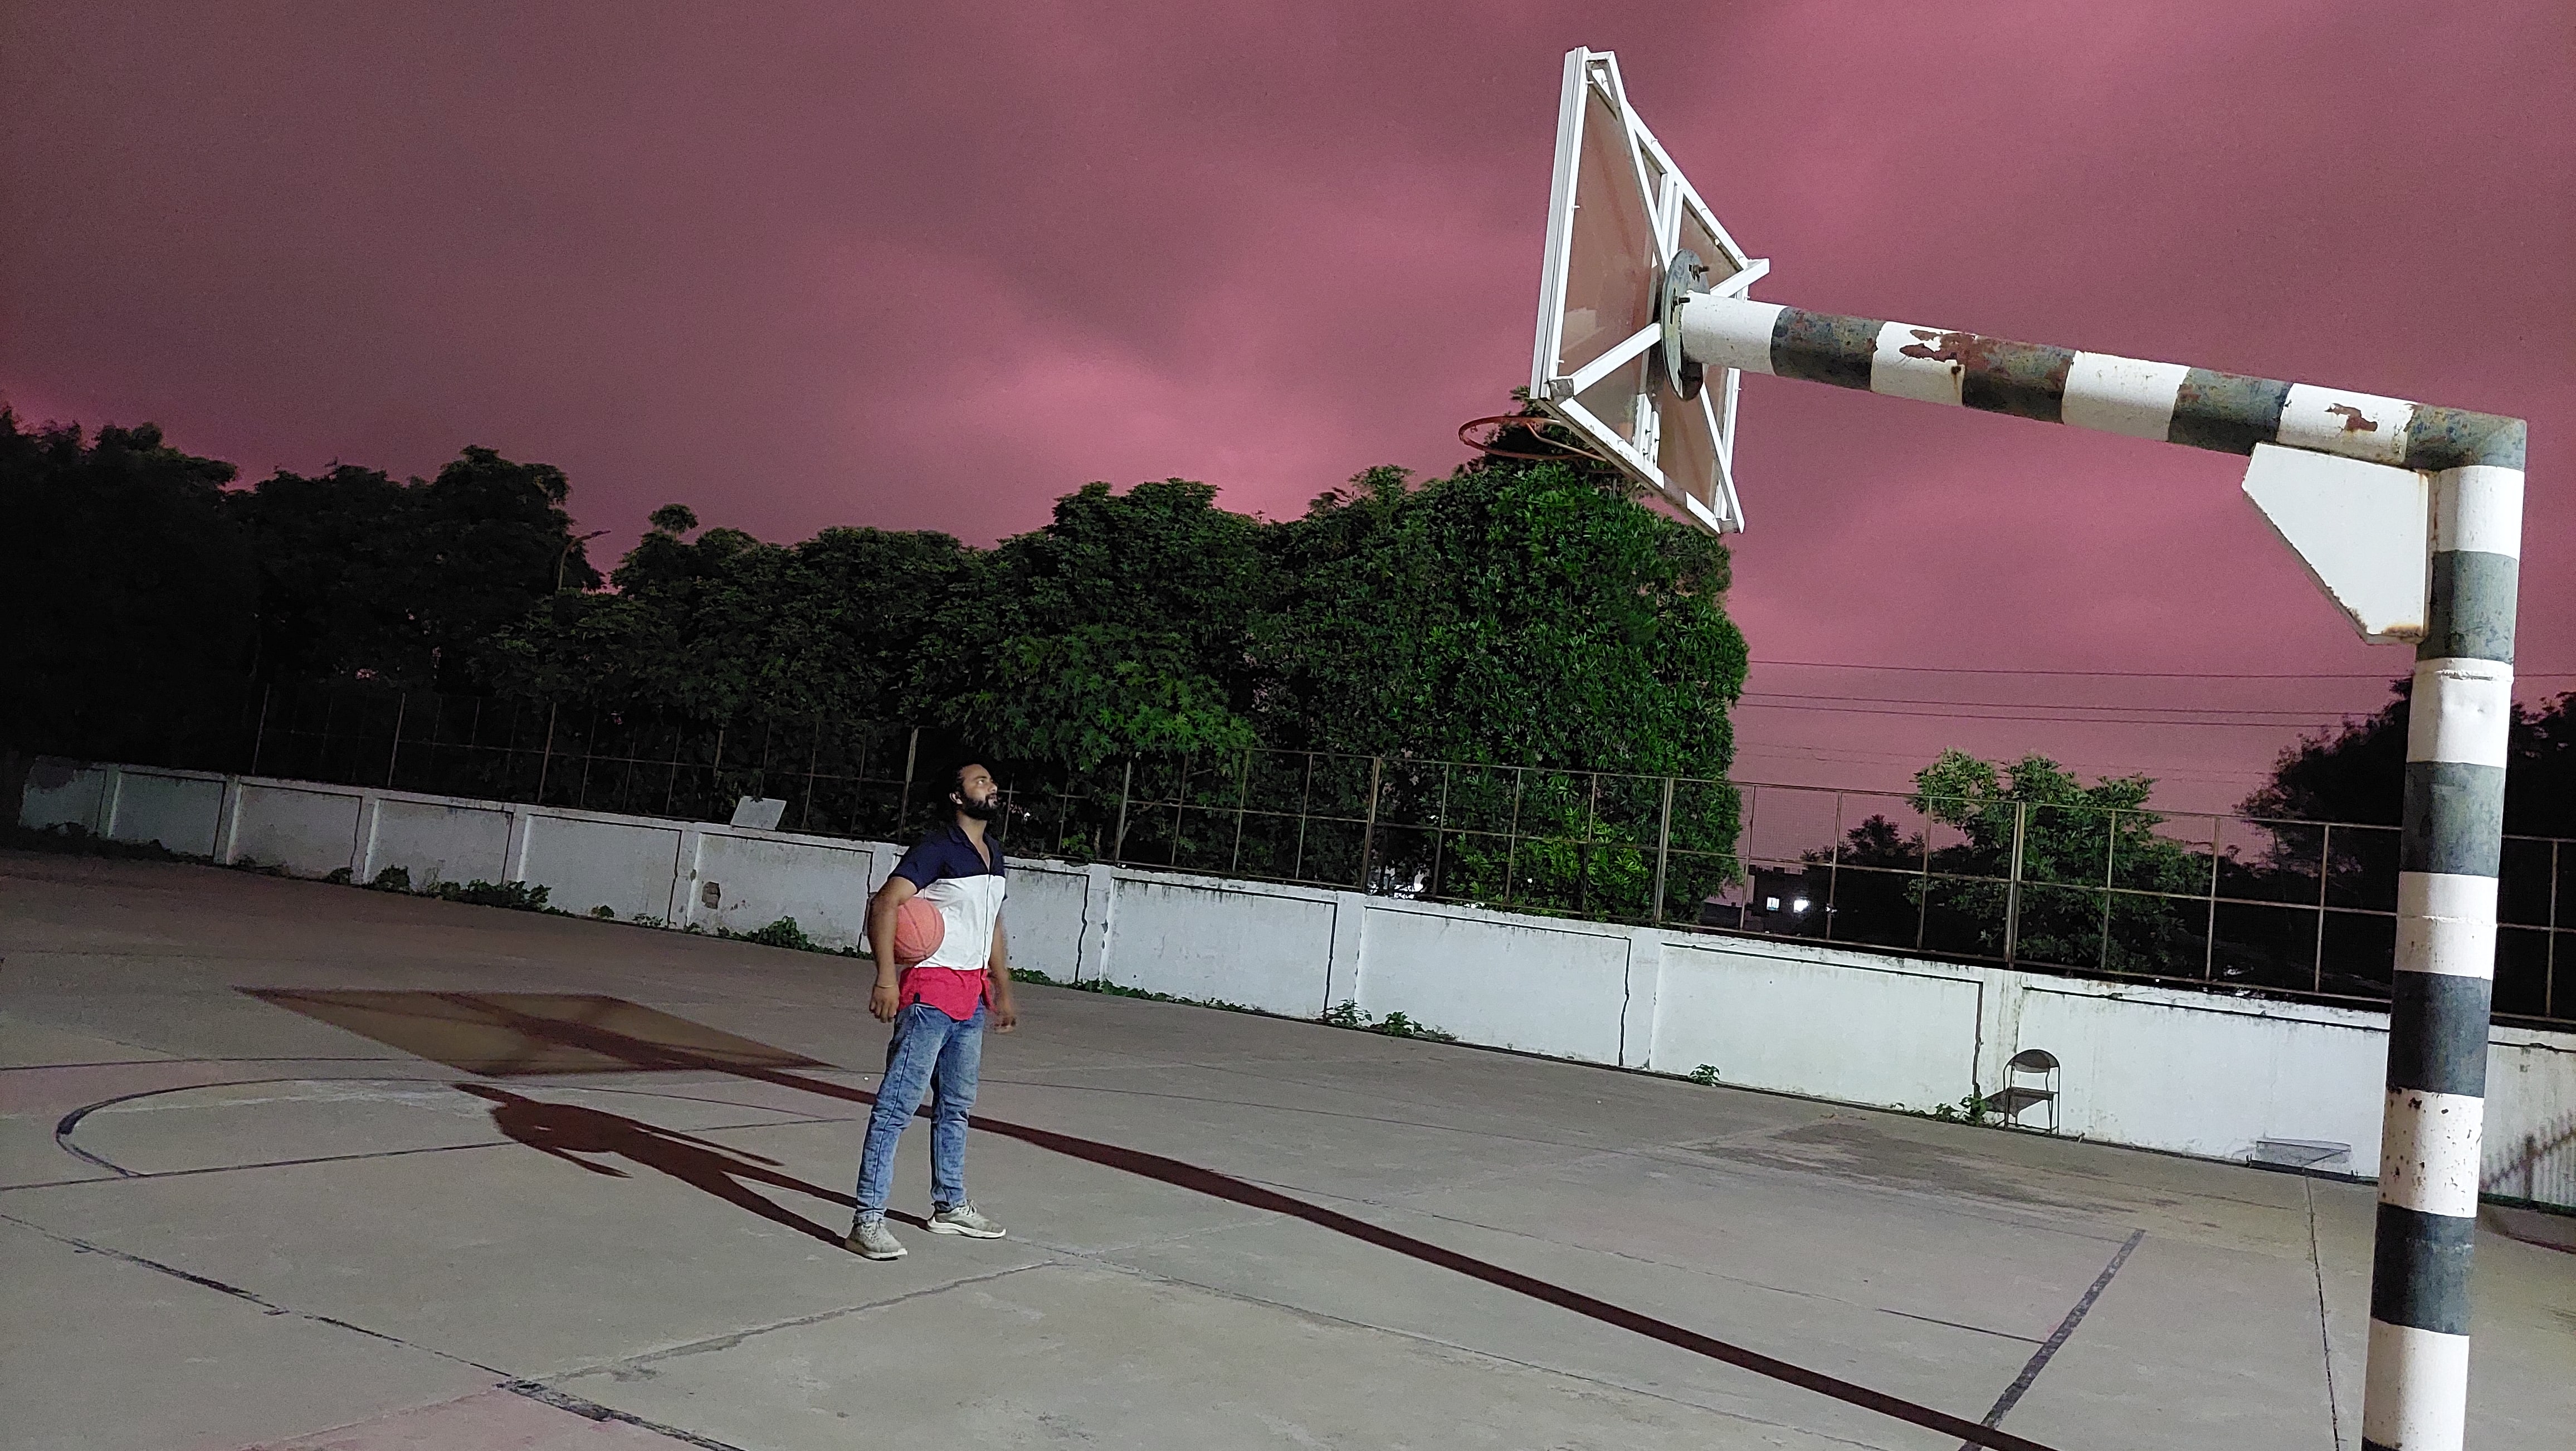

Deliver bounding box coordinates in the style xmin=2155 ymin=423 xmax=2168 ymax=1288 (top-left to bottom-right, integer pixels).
xmin=957 ymin=796 xmax=1004 ymax=822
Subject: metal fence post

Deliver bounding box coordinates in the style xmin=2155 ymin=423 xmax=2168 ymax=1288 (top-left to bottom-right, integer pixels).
xmin=895 ymin=727 xmax=919 ymax=832
xmin=706 ymin=724 xmax=726 ymax=822
xmin=1356 ymin=756 xmax=1384 ymax=891
xmin=1430 ymin=762 xmax=1452 ymax=903
xmin=1291 ymin=753 xmax=1314 ymax=881
xmin=1228 ymin=749 xmax=1251 ymax=874
xmin=1112 ymin=757 xmax=1135 ymax=863
xmin=2550 ymin=839 xmax=2562 ymax=1020
xmin=2100 ymin=808 xmax=2119 ymax=972
xmin=2314 ymin=821 xmax=2332 ymax=994
xmin=797 ymin=715 xmax=821 ymax=833
xmin=247 ymin=684 xmax=272 ymax=776
xmin=1577 ymin=772 xmax=1599 ymax=917
xmin=2203 ymin=816 xmax=2221 ymax=980
xmin=2003 ymin=800 xmax=2028 ymax=964
xmin=1650 ymin=775 xmax=1675 ymax=925
xmin=660 ymin=721 xmax=686 ymax=817
xmin=533 ymin=702 xmax=558 ymax=804
xmin=1823 ymin=790 xmax=1845 ymax=941
xmin=1736 ymin=783 xmax=1757 ymax=931
xmin=1915 ymin=798 xmax=1932 ymax=950
xmin=385 ymin=692 xmax=407 ymax=788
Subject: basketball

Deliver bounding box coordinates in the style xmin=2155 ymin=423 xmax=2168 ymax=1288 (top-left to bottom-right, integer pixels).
xmin=892 ymin=896 xmax=945 ymax=966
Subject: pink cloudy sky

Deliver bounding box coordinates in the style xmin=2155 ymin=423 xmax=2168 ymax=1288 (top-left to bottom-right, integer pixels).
xmin=4 ymin=2 xmax=2569 ymax=818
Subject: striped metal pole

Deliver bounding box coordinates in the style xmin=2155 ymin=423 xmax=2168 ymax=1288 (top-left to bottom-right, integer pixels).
xmin=1679 ymin=292 xmax=2526 ymax=1451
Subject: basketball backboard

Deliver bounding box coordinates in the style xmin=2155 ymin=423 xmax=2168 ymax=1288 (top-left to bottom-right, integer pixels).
xmin=1530 ymin=48 xmax=1763 ymax=534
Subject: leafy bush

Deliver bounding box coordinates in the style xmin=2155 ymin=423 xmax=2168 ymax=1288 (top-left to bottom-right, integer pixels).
xmin=1319 ymin=999 xmax=1454 ymax=1041
xmin=734 ymin=916 xmax=817 ymax=951
xmin=428 ymin=878 xmax=554 ymax=912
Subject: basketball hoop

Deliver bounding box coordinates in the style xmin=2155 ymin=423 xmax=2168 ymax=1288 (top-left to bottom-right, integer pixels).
xmin=1457 ymin=412 xmax=1616 ymax=464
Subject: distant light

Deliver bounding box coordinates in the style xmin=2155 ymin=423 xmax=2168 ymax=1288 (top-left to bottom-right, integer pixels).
xmin=1793 ymin=897 xmax=1810 ymax=913
xmin=1764 ymin=897 xmax=1780 ymax=911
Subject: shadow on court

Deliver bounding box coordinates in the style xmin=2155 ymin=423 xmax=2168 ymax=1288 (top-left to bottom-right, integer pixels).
xmin=453 ymin=1084 xmax=874 ymax=1245
xmin=244 ymin=986 xmax=2066 ymax=1451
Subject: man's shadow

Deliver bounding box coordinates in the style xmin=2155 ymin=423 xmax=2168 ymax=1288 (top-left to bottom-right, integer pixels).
xmin=456 ymin=1083 xmax=923 ymax=1243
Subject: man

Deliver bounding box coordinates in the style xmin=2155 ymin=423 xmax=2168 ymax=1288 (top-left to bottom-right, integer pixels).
xmin=846 ymin=761 xmax=1021 ymax=1260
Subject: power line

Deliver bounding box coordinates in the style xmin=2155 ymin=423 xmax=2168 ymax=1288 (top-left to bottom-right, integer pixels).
xmin=1749 ymin=659 xmax=2576 ymax=682
xmin=1740 ymin=689 xmax=2375 ymax=715
xmin=1733 ymin=700 xmax=2341 ymax=728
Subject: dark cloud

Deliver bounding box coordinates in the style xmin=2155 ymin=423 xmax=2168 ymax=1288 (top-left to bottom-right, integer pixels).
xmin=4 ymin=2 xmax=2567 ymax=812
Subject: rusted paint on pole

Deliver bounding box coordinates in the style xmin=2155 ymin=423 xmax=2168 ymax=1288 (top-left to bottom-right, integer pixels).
xmin=1677 ymin=295 xmax=2525 ymax=473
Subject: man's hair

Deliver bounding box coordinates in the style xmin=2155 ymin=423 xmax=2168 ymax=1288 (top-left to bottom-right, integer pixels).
xmin=948 ymin=761 xmax=987 ymax=799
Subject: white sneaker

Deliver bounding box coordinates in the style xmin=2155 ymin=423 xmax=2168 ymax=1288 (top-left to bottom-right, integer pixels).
xmin=926 ymin=1202 xmax=1006 ymax=1239
xmin=846 ymin=1218 xmax=906 ymax=1259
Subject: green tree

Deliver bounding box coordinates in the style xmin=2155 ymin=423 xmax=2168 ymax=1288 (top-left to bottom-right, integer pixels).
xmin=1910 ymin=749 xmax=2203 ymax=973
xmin=0 ymin=412 xmax=257 ymax=766
xmin=2240 ymin=679 xmax=2575 ymax=838
xmin=487 ymin=506 xmax=974 ymax=722
xmin=918 ymin=478 xmax=1272 ymax=767
xmin=1250 ymin=457 xmax=1749 ymax=916
xmin=229 ymin=446 xmax=601 ymax=689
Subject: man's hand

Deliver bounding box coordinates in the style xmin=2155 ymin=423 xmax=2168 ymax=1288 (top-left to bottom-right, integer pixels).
xmin=989 ymin=994 xmax=1018 ymax=1034
xmin=869 ymin=979 xmax=902 ymax=1022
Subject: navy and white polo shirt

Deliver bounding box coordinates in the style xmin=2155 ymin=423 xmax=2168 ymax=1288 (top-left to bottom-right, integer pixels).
xmin=891 ymin=820 xmax=1007 ymax=973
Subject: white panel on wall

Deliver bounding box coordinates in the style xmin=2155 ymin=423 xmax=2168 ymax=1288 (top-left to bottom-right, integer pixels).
xmin=1001 ymin=864 xmax=1091 ymax=982
xmin=229 ymin=783 xmax=364 ymax=877
xmin=19 ymin=759 xmax=108 ymax=832
xmin=109 ymin=770 xmax=225 ymax=858
xmin=1652 ymin=942 xmax=1982 ymax=1111
xmin=693 ymin=832 xmax=876 ymax=947
xmin=372 ymin=798 xmax=512 ymax=891
xmin=1357 ymin=906 xmax=1631 ymax=1063
xmin=1105 ymin=877 xmax=1335 ymax=1016
xmin=2482 ymin=1033 xmax=2576 ymax=1210
xmin=2013 ymin=986 xmax=2387 ymax=1162
xmin=518 ymin=814 xmax=685 ymax=922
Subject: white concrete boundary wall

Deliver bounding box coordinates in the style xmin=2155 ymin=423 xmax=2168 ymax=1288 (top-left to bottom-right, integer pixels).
xmin=23 ymin=758 xmax=2575 ymax=1211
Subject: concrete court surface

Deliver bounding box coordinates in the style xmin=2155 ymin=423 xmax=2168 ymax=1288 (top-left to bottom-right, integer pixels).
xmin=1 ymin=852 xmax=2567 ymax=1451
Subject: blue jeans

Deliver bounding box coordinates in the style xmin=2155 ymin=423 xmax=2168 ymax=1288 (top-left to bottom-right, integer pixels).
xmin=853 ymin=1002 xmax=984 ymax=1223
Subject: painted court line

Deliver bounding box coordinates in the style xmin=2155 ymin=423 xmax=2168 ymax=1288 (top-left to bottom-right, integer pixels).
xmin=1958 ymin=1228 xmax=2145 ymax=1449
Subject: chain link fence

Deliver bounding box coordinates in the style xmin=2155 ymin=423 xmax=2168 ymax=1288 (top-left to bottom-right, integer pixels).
xmin=42 ymin=680 xmax=2574 ymax=1029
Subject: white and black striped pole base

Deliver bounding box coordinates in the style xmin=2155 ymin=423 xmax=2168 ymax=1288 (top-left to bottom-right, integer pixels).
xmin=1679 ymin=293 xmax=2526 ymax=1451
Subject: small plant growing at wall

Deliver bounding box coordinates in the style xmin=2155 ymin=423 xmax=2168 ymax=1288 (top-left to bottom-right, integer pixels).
xmin=1316 ymin=1000 xmax=1456 ymax=1042
xmin=1931 ymin=1092 xmax=1994 ymax=1125
xmin=1370 ymin=1011 xmax=1456 ymax=1042
xmin=631 ymin=913 xmax=666 ymax=929
xmin=369 ymin=866 xmax=412 ymax=893
xmin=324 ymin=866 xmax=354 ymax=885
xmin=430 ymin=879 xmax=555 ymax=912
xmin=1688 ymin=1064 xmax=1721 ymax=1086
xmin=736 ymin=917 xmax=817 ymax=951
xmin=590 ymin=905 xmax=616 ymax=919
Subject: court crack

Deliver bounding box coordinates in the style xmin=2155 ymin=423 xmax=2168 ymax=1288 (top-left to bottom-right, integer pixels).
xmin=549 ymin=1261 xmax=1053 ymax=1377
xmin=0 ymin=1210 xmax=509 ymax=1377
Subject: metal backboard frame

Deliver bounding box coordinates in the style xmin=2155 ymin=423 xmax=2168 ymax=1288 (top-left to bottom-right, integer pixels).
xmin=1529 ymin=48 xmax=1765 ymax=534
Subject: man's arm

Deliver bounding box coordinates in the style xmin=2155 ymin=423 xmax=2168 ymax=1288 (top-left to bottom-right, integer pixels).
xmin=986 ymin=913 xmax=1018 ymax=1033
xmin=867 ymin=876 xmax=916 ymax=1023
